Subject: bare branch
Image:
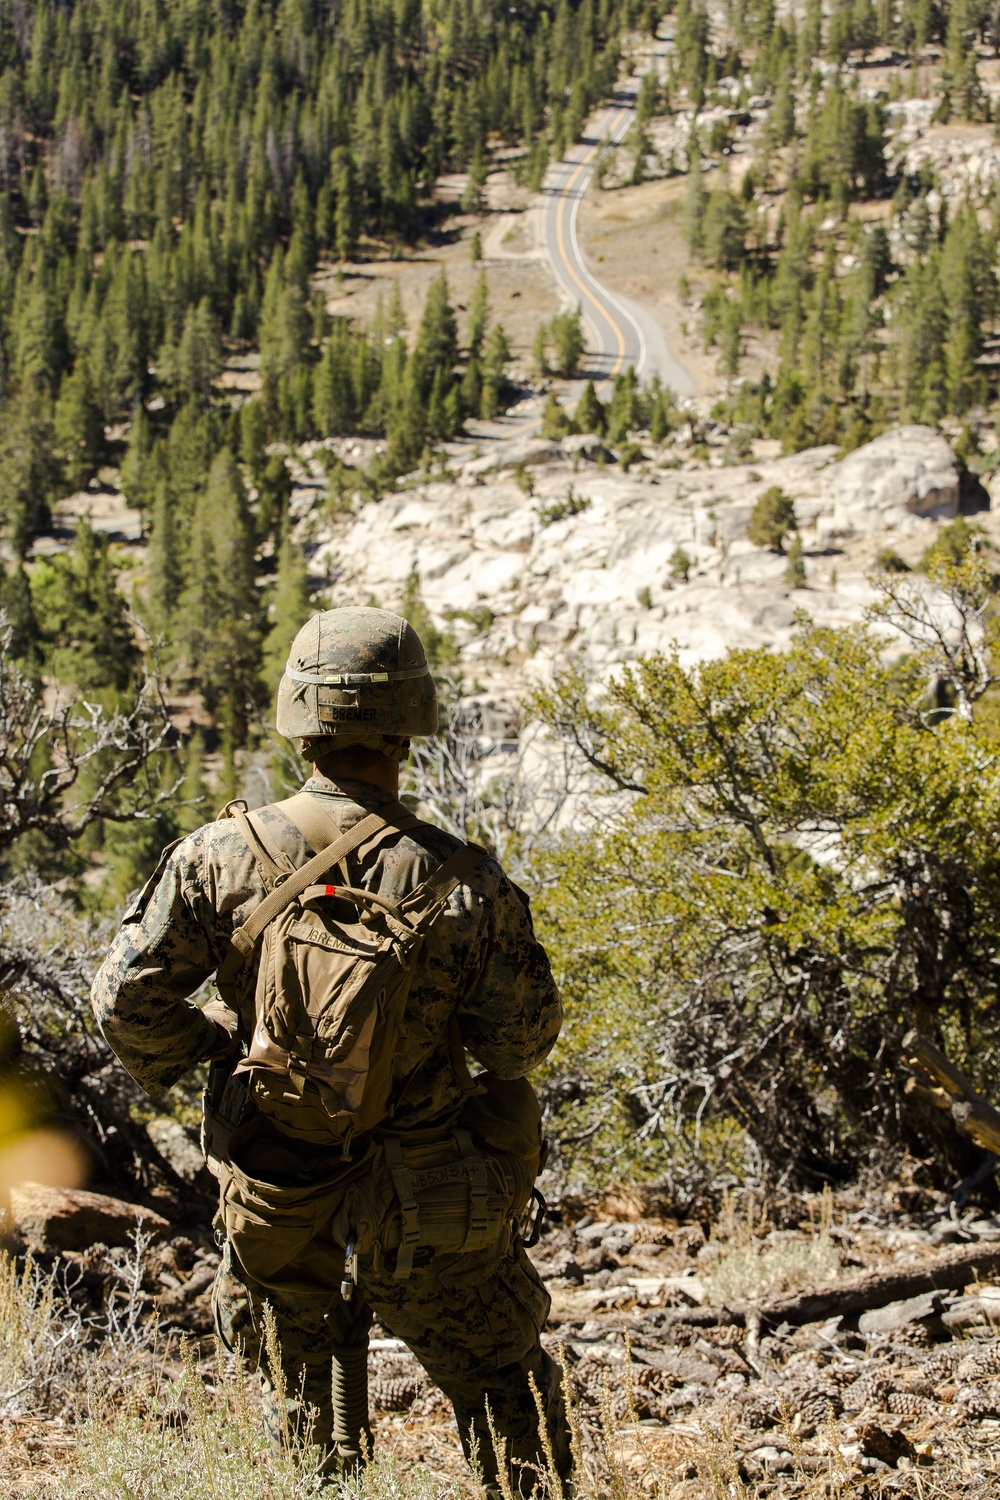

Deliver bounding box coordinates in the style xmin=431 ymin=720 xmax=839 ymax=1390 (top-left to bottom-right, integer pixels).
xmin=0 ymin=622 xmax=174 ymax=853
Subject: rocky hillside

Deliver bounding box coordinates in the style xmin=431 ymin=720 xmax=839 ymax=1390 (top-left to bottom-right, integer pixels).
xmin=299 ymin=422 xmax=976 ymax=708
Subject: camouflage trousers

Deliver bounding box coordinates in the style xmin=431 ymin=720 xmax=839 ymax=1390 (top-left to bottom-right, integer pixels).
xmin=213 ymin=1180 xmax=569 ymax=1492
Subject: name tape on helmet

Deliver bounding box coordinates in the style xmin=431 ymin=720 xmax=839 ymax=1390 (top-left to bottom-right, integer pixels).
xmin=284 ymin=665 xmax=431 ymax=686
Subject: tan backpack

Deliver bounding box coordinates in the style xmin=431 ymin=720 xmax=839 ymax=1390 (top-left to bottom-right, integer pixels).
xmin=216 ymin=793 xmax=486 ymax=1146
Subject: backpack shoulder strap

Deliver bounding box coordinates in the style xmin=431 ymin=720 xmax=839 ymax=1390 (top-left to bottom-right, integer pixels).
xmin=274 ymin=789 xmax=419 ymax=855
xmin=405 ymin=842 xmax=491 ymax=927
xmin=217 ymin=807 xmax=402 ymax=986
xmin=219 ymin=799 xmax=297 ymax=892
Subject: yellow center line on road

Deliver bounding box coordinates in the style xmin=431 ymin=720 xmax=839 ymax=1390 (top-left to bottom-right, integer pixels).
xmin=554 ymin=105 xmax=633 ymax=395
xmin=484 ymin=103 xmax=636 ymax=440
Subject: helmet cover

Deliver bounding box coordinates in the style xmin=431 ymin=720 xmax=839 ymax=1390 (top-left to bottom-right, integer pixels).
xmin=275 ymin=607 xmax=438 ymax=740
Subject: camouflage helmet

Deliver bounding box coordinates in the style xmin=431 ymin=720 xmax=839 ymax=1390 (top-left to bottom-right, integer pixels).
xmin=275 ymin=607 xmax=438 ymax=740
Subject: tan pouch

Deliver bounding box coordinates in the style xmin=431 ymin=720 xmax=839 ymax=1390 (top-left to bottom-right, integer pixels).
xmin=335 ymin=1128 xmax=533 ymax=1279
xmin=218 ymin=1124 xmax=374 ymax=1292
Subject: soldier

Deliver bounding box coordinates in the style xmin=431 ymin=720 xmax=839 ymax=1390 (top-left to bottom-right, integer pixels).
xmin=91 ymin=607 xmax=569 ymax=1496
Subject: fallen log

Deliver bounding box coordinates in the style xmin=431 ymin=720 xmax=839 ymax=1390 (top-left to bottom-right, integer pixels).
xmin=902 ymin=1030 xmax=1000 ymax=1156
xmin=756 ymin=1239 xmax=1000 ymax=1328
xmin=651 ymin=1241 xmax=1000 ymax=1332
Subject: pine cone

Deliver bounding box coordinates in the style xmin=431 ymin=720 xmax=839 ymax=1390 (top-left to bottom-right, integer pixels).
xmin=958 ymin=1343 xmax=1000 ymax=1382
xmin=886 ymin=1390 xmax=938 ymax=1419
xmin=842 ymin=1370 xmax=892 ymax=1411
xmin=955 ymin=1384 xmax=1000 ymax=1420
xmin=371 ymin=1376 xmax=423 ymax=1412
xmin=920 ymin=1347 xmax=962 ymax=1383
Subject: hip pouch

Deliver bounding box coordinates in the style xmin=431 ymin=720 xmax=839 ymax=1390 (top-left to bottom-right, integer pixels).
xmin=201 ymin=1058 xmax=252 ymax=1181
xmin=335 ymin=1128 xmax=534 ymax=1279
xmin=218 ymin=1126 xmax=371 ymax=1291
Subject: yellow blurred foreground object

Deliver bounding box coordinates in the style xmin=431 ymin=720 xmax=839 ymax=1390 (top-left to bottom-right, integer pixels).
xmin=0 ymin=1079 xmax=86 ymax=1208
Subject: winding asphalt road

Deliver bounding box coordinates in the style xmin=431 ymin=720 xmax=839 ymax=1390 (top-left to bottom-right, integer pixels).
xmin=541 ymin=73 xmax=695 ymax=399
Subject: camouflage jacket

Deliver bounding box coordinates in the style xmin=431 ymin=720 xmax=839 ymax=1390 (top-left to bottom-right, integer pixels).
xmin=90 ymin=776 xmax=562 ymax=1131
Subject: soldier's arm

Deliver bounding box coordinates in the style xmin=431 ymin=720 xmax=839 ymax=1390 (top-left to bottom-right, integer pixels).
xmin=90 ymin=830 xmax=240 ymax=1095
xmin=455 ymin=867 xmax=562 ymax=1078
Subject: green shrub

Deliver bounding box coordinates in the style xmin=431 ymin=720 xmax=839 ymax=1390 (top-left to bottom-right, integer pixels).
xmin=538 ymin=488 xmax=591 ymax=526
xmin=531 ymin=557 xmax=1000 ymax=1196
xmin=747 ymin=485 xmax=796 ymax=553
xmin=669 ymin=546 xmax=692 ymax=581
xmin=875 ymin=546 xmax=910 ymax=573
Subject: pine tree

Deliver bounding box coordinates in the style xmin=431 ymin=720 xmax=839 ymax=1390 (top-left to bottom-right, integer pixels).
xmin=256 ymin=454 xmax=294 ymax=545
xmin=532 ymin=322 xmax=549 ymax=379
xmin=685 ymin=136 xmax=707 ymax=253
xmin=239 ymin=399 xmax=269 ymax=480
xmin=784 ymin=533 xmax=807 ymax=587
xmin=481 ymin=323 xmax=512 ymax=417
xmin=313 ymin=320 xmax=359 ymax=436
xmin=263 ymin=535 xmax=312 ymax=693
xmin=575 ymin=380 xmax=607 ymax=435
xmin=897 ymin=254 xmax=948 ymax=418
xmin=0 ymin=562 xmax=43 ymax=676
xmin=460 ymin=144 xmax=488 ymax=212
xmin=177 ymin=448 xmax=263 ymax=741
xmin=0 ymin=381 xmax=59 ymax=557
xmin=466 ymin=271 xmax=489 ymax=358
xmin=650 ymin=391 xmax=674 ymax=443
xmin=30 ymin=516 xmax=138 ymax=691
xmin=176 ymin=730 xmax=209 ymax=835
xmin=702 ymin=188 xmax=747 ymax=270
xmin=541 ymin=392 xmax=573 ymax=438
xmin=175 ymin=298 xmax=224 ymax=397
xmin=120 ymin=405 xmax=152 ymax=509
xmin=460 ymin=357 xmax=483 ymax=421
xmin=259 ymin=272 xmax=311 ymax=386
xmin=550 ymin=306 xmax=585 ymax=377
xmin=54 ymin=360 xmax=103 ymax=492
xmin=719 ymin=300 xmax=744 ymax=376
xmin=748 ymin=486 xmax=797 ymax=552
xmin=145 ymin=481 xmax=181 ymax=631
xmin=416 ymin=272 xmax=458 ymax=380
xmin=332 ymin=148 xmax=360 ymax=262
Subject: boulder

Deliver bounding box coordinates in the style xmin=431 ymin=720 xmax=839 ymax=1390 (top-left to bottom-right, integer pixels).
xmin=822 ymin=425 xmax=959 ymax=536
xmin=8 ymin=1182 xmax=171 ymax=1251
xmin=562 ymin=433 xmax=611 ymax=462
xmin=310 ymin=422 xmax=972 ymax=705
xmin=146 ymin=1117 xmax=215 ymax=1196
xmin=463 ymin=437 xmax=564 ymax=477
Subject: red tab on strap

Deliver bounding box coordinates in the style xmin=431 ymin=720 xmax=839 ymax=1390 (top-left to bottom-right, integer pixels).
xmin=325 ymin=884 xmax=337 ymax=896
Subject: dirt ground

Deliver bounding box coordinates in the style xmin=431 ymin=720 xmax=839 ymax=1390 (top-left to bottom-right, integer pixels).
xmin=7 ymin=1183 xmax=1000 ymax=1497
xmin=312 ymin=171 xmax=564 ymax=382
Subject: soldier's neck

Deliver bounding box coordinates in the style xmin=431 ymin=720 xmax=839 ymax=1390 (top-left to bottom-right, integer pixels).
xmin=313 ymin=754 xmax=400 ymax=797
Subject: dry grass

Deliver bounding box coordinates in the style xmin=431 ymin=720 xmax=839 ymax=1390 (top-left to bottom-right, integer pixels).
xmin=703 ymin=1191 xmax=840 ymax=1305
xmin=4 ymin=1240 xmax=1000 ymax=1500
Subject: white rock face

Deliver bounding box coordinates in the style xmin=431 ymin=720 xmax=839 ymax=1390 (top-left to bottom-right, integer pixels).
xmin=822 ymin=426 xmax=959 ymax=538
xmin=886 ymin=104 xmax=1000 ymax=200
xmin=306 ymin=426 xmax=964 ymax=693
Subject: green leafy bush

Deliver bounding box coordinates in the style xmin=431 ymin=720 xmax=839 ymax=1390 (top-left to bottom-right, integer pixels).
xmin=531 ymin=554 xmax=1000 ymax=1200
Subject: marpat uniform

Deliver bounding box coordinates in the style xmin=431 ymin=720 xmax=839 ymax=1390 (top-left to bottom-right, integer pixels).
xmin=91 ymin=608 xmax=568 ymax=1494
